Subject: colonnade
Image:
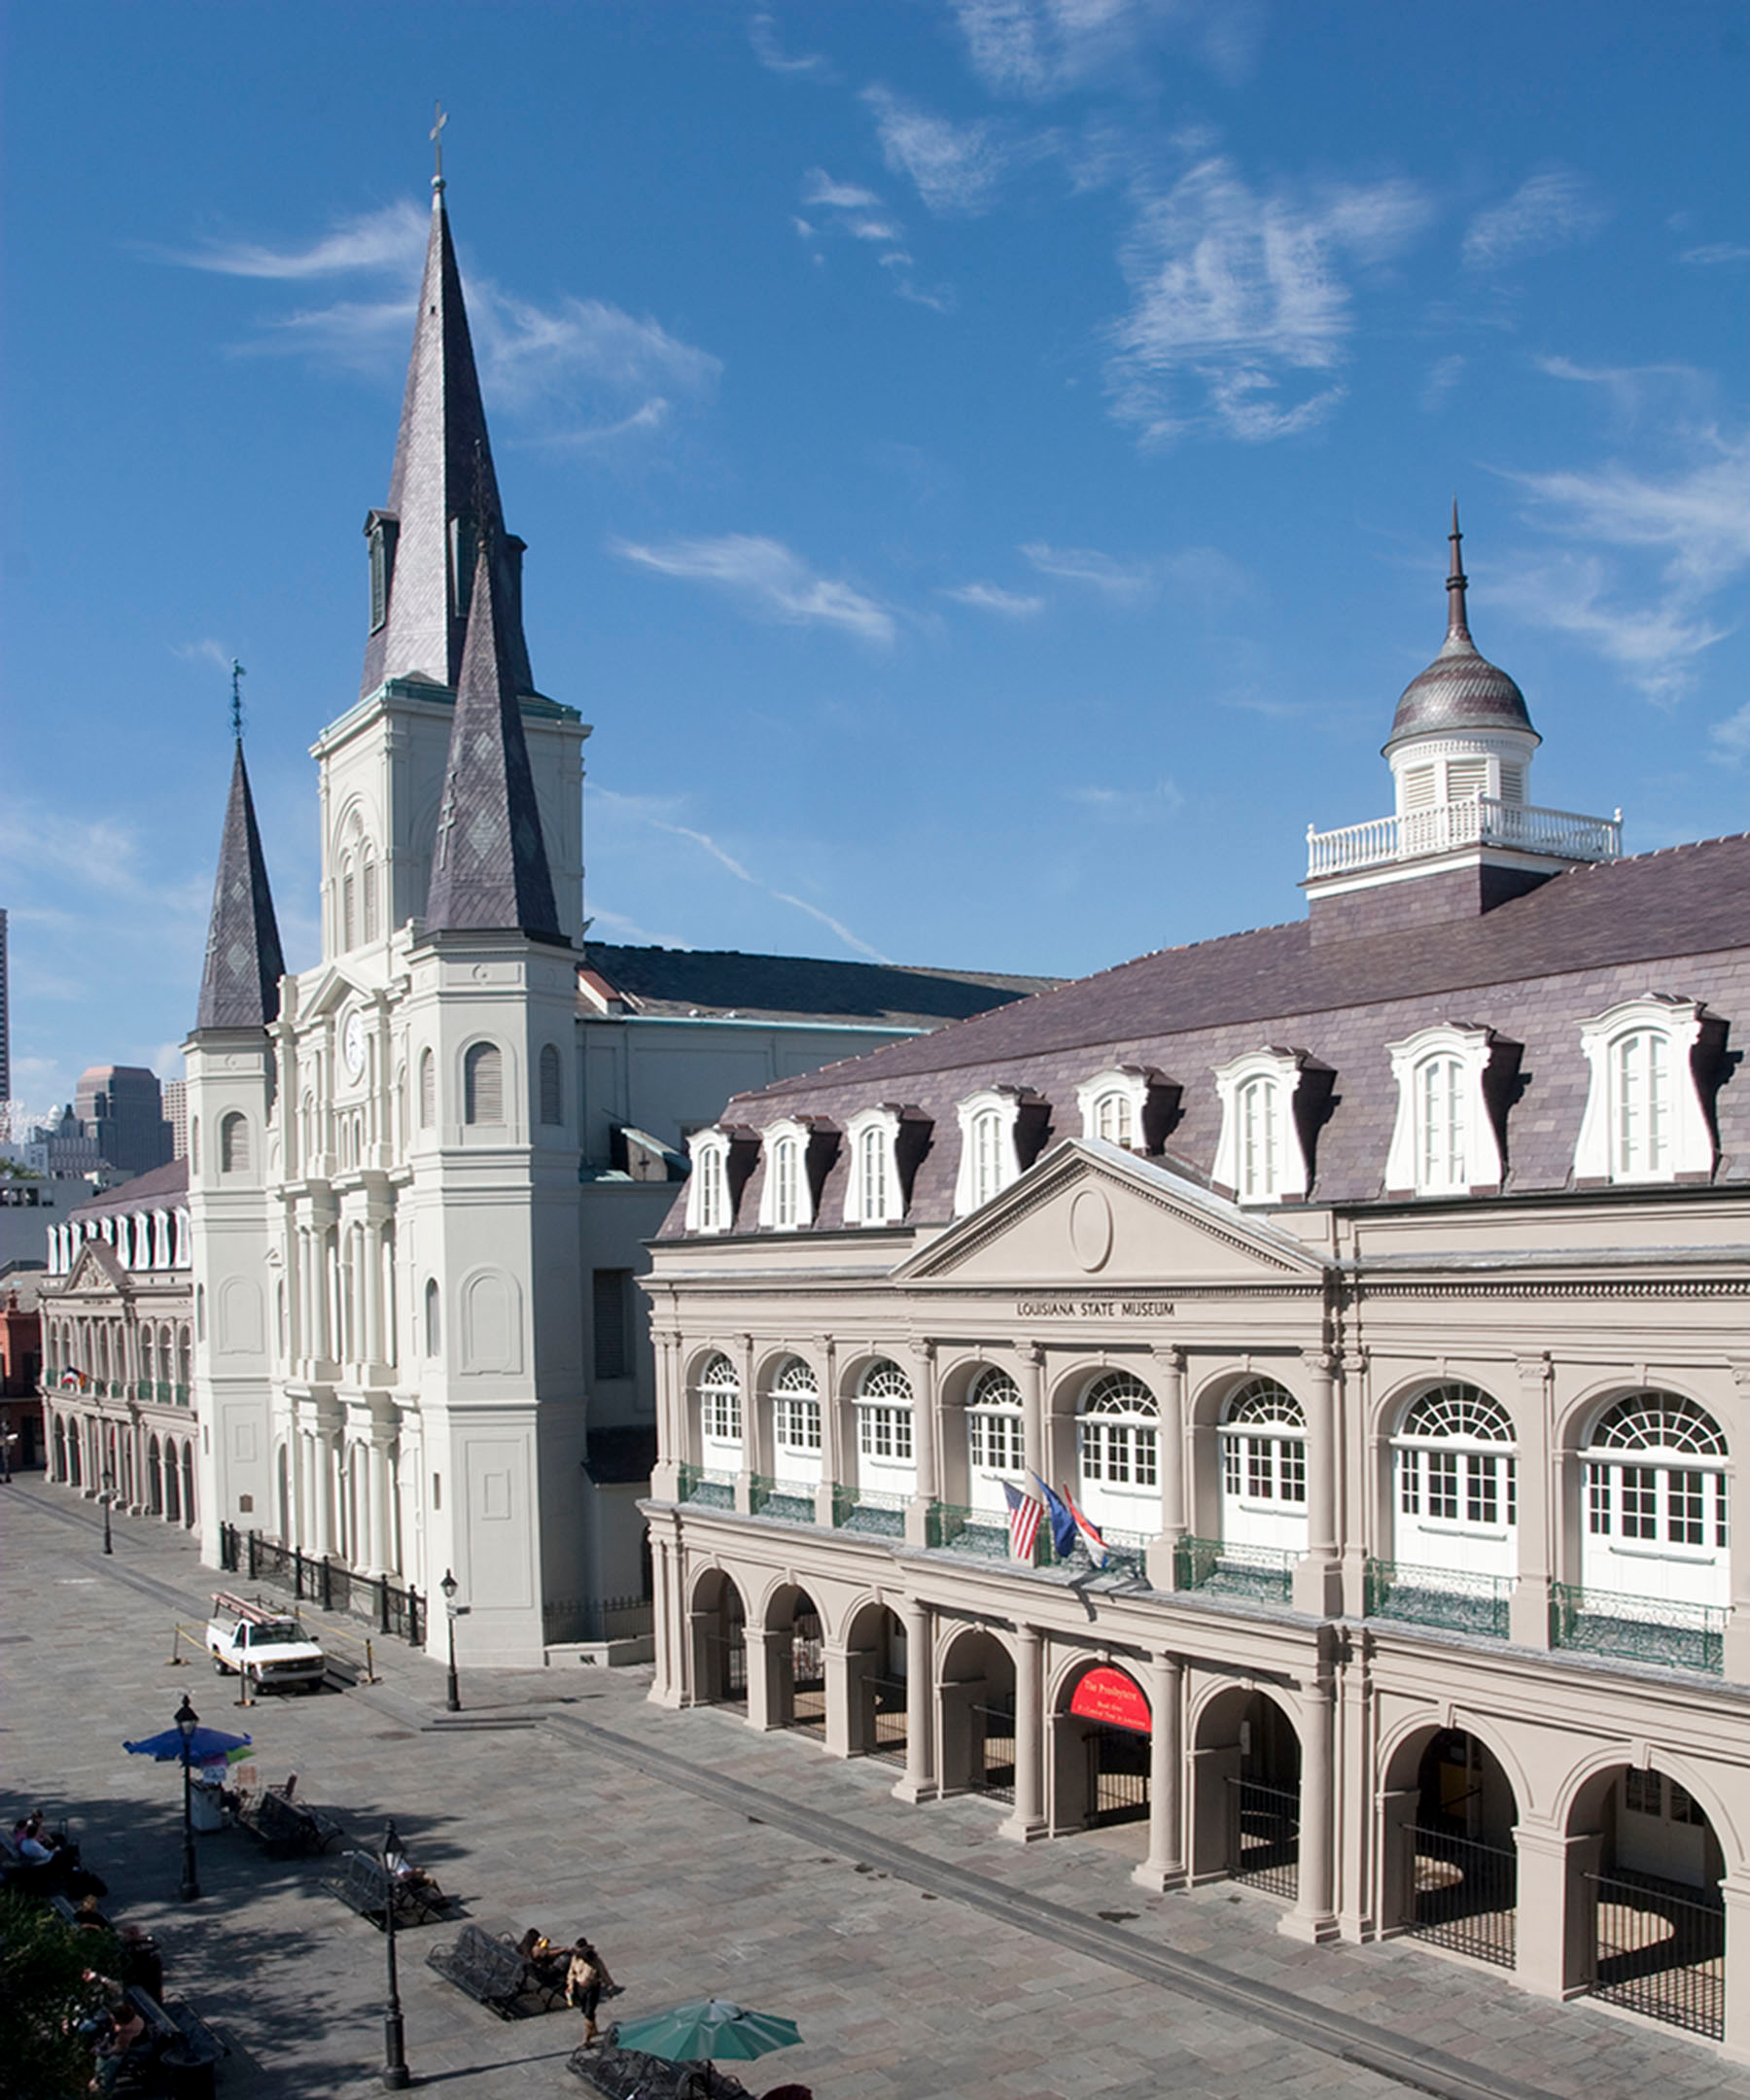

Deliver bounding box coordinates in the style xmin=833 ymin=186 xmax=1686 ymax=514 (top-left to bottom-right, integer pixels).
xmin=46 ymin=1402 xmax=195 ymax=1526
xmin=286 ymin=1199 xmax=397 ymax=1375
xmin=278 ymin=1404 xmax=405 ymax=1578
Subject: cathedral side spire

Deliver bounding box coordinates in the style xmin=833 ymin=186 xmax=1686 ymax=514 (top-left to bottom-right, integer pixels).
xmin=422 ymin=501 xmax=562 ymax=943
xmin=358 ymin=149 xmax=534 ymax=702
xmin=196 ymin=737 xmax=287 ymax=1030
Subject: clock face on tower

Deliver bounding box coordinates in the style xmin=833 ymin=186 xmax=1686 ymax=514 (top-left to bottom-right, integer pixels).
xmin=342 ymin=1010 xmax=368 ymax=1081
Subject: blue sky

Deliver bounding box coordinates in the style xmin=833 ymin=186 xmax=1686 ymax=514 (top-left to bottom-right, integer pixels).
xmin=3 ymin=2 xmax=1747 ymax=1117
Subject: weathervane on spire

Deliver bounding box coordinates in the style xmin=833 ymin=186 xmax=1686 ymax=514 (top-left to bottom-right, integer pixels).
xmin=431 ymin=101 xmax=448 ymax=193
xmin=1445 ymin=497 xmax=1471 ymax=642
xmin=230 ymin=659 xmax=247 ymax=741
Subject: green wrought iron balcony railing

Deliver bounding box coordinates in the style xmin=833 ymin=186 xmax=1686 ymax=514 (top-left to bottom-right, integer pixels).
xmin=926 ymin=1501 xmax=1017 ymax=1559
xmin=1364 ymin=1558 xmax=1513 ymax=1640
xmin=832 ymin=1486 xmax=907 ymax=1537
xmin=1173 ymin=1534 xmax=1296 ymax=1602
xmin=750 ymin=1473 xmax=819 ymax=1522
xmin=1549 ymin=1582 xmax=1725 ymax=1676
xmin=677 ymin=1462 xmax=736 ymax=1511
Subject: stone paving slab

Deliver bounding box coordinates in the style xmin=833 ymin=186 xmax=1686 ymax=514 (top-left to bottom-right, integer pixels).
xmin=3 ymin=1477 xmax=1746 ymax=2100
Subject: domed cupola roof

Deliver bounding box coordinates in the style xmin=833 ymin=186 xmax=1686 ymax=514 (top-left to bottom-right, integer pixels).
xmin=1384 ymin=506 xmax=1537 ymax=754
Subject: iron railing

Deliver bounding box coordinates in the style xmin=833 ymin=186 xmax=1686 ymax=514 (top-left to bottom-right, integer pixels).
xmin=1231 ymin=1777 xmax=1299 ymax=1899
xmin=1365 ymin=1558 xmax=1513 ymax=1640
xmin=972 ymin=1702 xmax=1016 ymax=1802
xmin=749 ymin=1473 xmax=818 ymax=1522
xmin=218 ymin=1523 xmax=425 ymax=1644
xmin=542 ymin=1595 xmax=654 ymax=1644
xmin=1307 ymin=795 xmax=1621 ymax=879
xmin=1174 ymin=1535 xmax=1296 ymax=1602
xmin=1587 ymin=1872 xmax=1724 ymax=2039
xmin=677 ymin=1463 xmax=735 ymax=1511
xmin=926 ymin=1502 xmax=1015 ymax=1558
xmin=1549 ymin=1583 xmax=1725 ymax=1676
xmin=867 ymin=1675 xmax=908 ymax=1765
xmin=834 ymin=1486 xmax=907 ymax=1537
xmin=1407 ymin=1826 xmax=1517 ymax=1968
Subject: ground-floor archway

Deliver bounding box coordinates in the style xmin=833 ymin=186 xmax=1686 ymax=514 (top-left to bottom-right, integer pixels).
xmin=688 ymin=1569 xmax=747 ymax=1707
xmin=1052 ymin=1662 xmax=1152 ymax=1852
xmin=842 ymin=1600 xmax=908 ymax=1765
xmin=937 ymin=1627 xmax=1016 ymax=1801
xmin=1191 ymin=1686 xmax=1301 ymax=1899
xmin=1381 ymin=1725 xmax=1519 ymax=1969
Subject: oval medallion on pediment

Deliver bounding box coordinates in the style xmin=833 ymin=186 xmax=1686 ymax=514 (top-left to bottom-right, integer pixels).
xmin=1068 ymin=1187 xmax=1113 ymax=1274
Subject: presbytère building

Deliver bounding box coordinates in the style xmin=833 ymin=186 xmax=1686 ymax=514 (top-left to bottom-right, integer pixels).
xmin=643 ymin=516 xmax=1750 ymax=2055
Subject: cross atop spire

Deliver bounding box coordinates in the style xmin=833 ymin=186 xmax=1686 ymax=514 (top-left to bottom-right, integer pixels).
xmin=229 ymin=659 xmax=246 ymax=741
xmin=431 ymin=101 xmax=448 ymax=192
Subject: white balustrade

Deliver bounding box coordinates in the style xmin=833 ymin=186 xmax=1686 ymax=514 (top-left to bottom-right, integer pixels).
xmin=1307 ymin=796 xmax=1622 ymax=880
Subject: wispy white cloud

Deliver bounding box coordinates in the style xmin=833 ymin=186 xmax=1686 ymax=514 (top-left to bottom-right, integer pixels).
xmin=862 ymin=87 xmax=1012 ymax=216
xmin=1708 ymin=701 xmax=1750 ymax=764
xmin=1065 ymin=778 xmax=1184 ymax=820
xmin=749 ymin=11 xmax=832 ymax=77
xmin=611 ymin=533 xmax=895 ymax=644
xmin=591 ymin=788 xmax=892 ymax=961
xmin=952 ymin=0 xmax=1261 ymax=97
xmin=795 ymin=167 xmax=950 ymax=311
xmin=940 ymin=580 xmax=1045 ymax=615
xmin=162 ymin=201 xmax=429 ymax=281
xmin=1104 ymin=158 xmax=1430 ymax=443
xmin=1421 ymin=352 xmax=1465 ymax=412
xmin=801 ymin=168 xmax=881 ymax=211
xmin=1461 ymin=171 xmax=1607 ymax=270
xmin=1495 ymin=430 xmax=1750 ymax=699
xmin=173 ymin=639 xmax=238 ymax=674
xmin=1679 ymin=241 xmax=1750 ymax=266
xmin=1022 ymin=541 xmax=1158 ymax=601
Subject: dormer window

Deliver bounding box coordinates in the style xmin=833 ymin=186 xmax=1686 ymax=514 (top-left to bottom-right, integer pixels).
xmin=1384 ymin=1024 xmax=1504 ymax=1197
xmin=1212 ymin=1050 xmax=1312 ymax=1206
xmin=1574 ymin=998 xmax=1718 ymax=1185
xmin=843 ymin=1107 xmax=898 ymax=1226
xmin=756 ymin=1117 xmax=817 ymax=1231
xmin=1074 ymin=1066 xmax=1167 ymax=1152
xmin=953 ymin=1087 xmax=1044 ymax=1215
xmin=685 ymin=1129 xmax=732 ymax=1234
xmin=367 ymin=510 xmax=400 ymax=634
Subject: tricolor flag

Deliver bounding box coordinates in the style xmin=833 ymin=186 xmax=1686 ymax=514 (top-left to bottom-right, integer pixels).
xmin=1001 ymin=1480 xmax=1041 ymax=1562
xmin=1032 ymin=1474 xmax=1078 ymax=1559
xmin=1061 ymin=1485 xmax=1110 ymax=1568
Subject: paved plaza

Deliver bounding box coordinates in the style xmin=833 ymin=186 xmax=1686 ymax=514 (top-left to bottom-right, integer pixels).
xmin=4 ymin=1479 xmax=1746 ymax=2100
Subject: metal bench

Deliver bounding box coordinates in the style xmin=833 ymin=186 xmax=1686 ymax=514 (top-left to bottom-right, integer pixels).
xmin=239 ymin=1783 xmax=344 ymax=1857
xmin=122 ymin=1983 xmax=227 ymax=2100
xmin=568 ymin=2044 xmax=754 ymax=2099
xmin=426 ymin=1923 xmax=569 ymax=2019
xmin=324 ymin=1848 xmax=448 ymax=1930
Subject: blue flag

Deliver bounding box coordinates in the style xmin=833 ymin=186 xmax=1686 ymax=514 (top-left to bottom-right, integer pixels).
xmin=1032 ymin=1473 xmax=1077 ymax=1558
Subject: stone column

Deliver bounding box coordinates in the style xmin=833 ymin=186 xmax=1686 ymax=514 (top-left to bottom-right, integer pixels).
xmin=822 ymin=1641 xmax=859 ymax=1760
xmin=893 ymin=1599 xmax=937 ymax=1803
xmin=1147 ymin=1347 xmax=1185 ymax=1592
xmin=1282 ymin=1679 xmax=1339 ymax=1942
xmin=1513 ymin=1821 xmax=1600 ymax=2000
xmin=1509 ymin=1353 xmax=1554 ymax=1647
xmin=366 ymin=1428 xmax=391 ymax=1577
xmin=648 ymin=1536 xmax=681 ymax=1708
xmin=311 ymin=1418 xmax=334 ymax=1558
xmin=1134 ymin=1651 xmax=1185 ymax=1889
xmin=1022 ymin=1343 xmax=1046 ymax=1492
xmin=1001 ymin=1625 xmax=1047 ymax=1842
xmin=1722 ymin=1874 xmax=1750 ymax=2063
xmin=1292 ymin=1350 xmax=1344 ymax=1618
xmin=816 ymin=1336 xmax=842 ymax=1529
xmin=1725 ymin=1363 xmax=1750 ymax=1683
xmin=743 ymin=1626 xmax=784 ymax=1732
xmin=905 ymin=1340 xmax=938 ymax=1547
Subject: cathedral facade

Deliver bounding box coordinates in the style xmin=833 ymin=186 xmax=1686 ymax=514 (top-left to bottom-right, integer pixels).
xmin=642 ymin=521 xmax=1750 ymax=2052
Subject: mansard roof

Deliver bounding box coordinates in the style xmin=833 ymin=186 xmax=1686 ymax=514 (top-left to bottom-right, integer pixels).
xmin=582 ymin=944 xmax=1059 ymax=1029
xmin=66 ymin=1158 xmax=189 ymax=1223
xmin=194 ymin=741 xmax=286 ymax=1032
xmin=679 ymin=830 xmax=1750 ymax=1226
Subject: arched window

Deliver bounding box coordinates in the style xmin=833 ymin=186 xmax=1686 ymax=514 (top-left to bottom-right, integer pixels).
xmin=858 ymin=1125 xmax=889 ymax=1224
xmin=970 ymin=1110 xmax=1005 ymax=1208
xmin=1575 ymin=998 xmax=1715 ymax=1184
xmin=418 ymin=1050 xmax=435 ymax=1129
xmin=1219 ymin=1378 xmax=1308 ymax=1553
xmin=770 ymin=1356 xmax=822 ymax=1461
xmin=1392 ymin=1384 xmax=1517 ymax=1582
xmin=857 ymin=1359 xmax=914 ymax=1468
xmin=341 ymin=860 xmax=357 ymax=951
xmin=698 ymin=1352 xmax=743 ymax=1447
xmin=1613 ymin=1032 xmax=1670 ymax=1177
xmin=771 ymin=1137 xmax=801 ymax=1228
xmin=463 ymin=1043 xmax=504 ymax=1126
xmin=1582 ymin=1393 xmax=1728 ymax=1610
xmin=966 ymin=1366 xmax=1024 ymax=1510
xmin=1416 ymin=1056 xmax=1466 ymax=1190
xmin=362 ymin=857 xmax=378 ymax=943
xmin=1238 ymin=1077 xmax=1280 ymax=1203
xmin=691 ymin=1138 xmax=728 ymax=1234
xmin=1076 ymin=1372 xmax=1158 ymax=1530
xmin=538 ymin=1044 xmax=562 ymax=1127
xmin=190 ymin=1119 xmax=200 ymax=1173
xmin=1094 ymin=1091 xmax=1134 ymax=1146
xmin=424 ymin=1279 xmax=441 ymax=1359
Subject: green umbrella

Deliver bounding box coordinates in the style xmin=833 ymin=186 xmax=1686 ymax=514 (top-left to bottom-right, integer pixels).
xmin=611 ymin=1998 xmax=802 ymax=2067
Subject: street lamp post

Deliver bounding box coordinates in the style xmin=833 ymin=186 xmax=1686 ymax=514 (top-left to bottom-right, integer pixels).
xmin=175 ymin=1694 xmax=201 ymax=1902
xmin=101 ymin=1465 xmax=114 ymax=1555
xmin=440 ymin=1569 xmax=461 ymax=1713
xmin=380 ymin=1817 xmax=410 ymax=2088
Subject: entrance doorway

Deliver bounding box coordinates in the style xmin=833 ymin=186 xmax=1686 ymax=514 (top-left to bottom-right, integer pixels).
xmin=1585 ymin=1767 xmax=1726 ymax=2040
xmin=1404 ymin=1729 xmax=1518 ymax=1969
xmin=1195 ymin=1688 xmax=1300 ymax=1899
xmin=691 ymin=1570 xmax=747 ymax=1707
xmin=937 ymin=1628 xmax=1015 ymax=1801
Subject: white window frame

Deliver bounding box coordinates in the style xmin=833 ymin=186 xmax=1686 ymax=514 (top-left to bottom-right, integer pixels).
xmin=1075 ymin=1068 xmax=1148 ymax=1151
xmin=952 ymin=1089 xmax=1026 ymax=1216
xmin=1384 ymin=1024 xmax=1502 ymax=1196
xmin=1574 ymin=998 xmax=1713 ymax=1185
xmin=842 ymin=1106 xmax=902 ymax=1227
xmin=1218 ymin=1379 xmax=1309 ymax=1555
xmin=757 ymin=1117 xmax=816 ymax=1231
xmin=1581 ymin=1392 xmax=1729 ymax=1610
xmin=698 ymin=1353 xmax=744 ymax=1446
xmin=1390 ymin=1384 xmax=1518 ymax=1583
xmin=965 ymin=1364 xmax=1025 ymax=1504
xmin=855 ymin=1359 xmax=916 ymax=1472
xmin=1211 ymin=1050 xmax=1310 ymax=1205
xmin=684 ymin=1129 xmax=732 ymax=1235
xmin=769 ymin=1356 xmax=822 ymax=1454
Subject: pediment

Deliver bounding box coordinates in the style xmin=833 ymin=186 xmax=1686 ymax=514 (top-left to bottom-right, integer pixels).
xmin=299 ymin=965 xmax=372 ymax=1022
xmin=63 ymin=1241 xmax=128 ymax=1295
xmin=897 ymin=1138 xmax=1329 ymax=1287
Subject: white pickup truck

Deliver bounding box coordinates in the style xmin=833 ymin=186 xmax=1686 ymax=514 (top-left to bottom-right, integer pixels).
xmin=206 ymin=1592 xmax=328 ymax=1692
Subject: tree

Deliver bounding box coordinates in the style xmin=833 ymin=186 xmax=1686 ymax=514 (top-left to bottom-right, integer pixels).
xmin=0 ymin=1891 xmax=114 ymax=2100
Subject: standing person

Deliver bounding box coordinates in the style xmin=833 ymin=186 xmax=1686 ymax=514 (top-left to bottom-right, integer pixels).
xmin=564 ymin=1936 xmax=615 ymax=2046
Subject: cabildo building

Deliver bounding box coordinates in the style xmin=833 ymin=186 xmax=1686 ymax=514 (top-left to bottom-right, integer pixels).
xmin=642 ymin=517 xmax=1750 ymax=2054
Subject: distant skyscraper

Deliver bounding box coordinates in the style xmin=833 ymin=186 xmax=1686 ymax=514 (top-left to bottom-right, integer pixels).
xmin=74 ymin=1066 xmax=173 ymax=1180
xmin=162 ymin=1078 xmax=189 ymax=1160
xmin=0 ymin=908 xmax=11 ymax=1104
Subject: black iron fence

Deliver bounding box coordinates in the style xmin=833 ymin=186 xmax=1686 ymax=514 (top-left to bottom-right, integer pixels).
xmin=867 ymin=1675 xmax=908 ymax=1765
xmin=1587 ymin=1871 xmax=1725 ymax=2040
xmin=1407 ymin=1826 xmax=1517 ymax=1968
xmin=973 ymin=1701 xmax=1016 ymax=1802
xmin=1088 ymin=1725 xmax=1149 ymax=1827
xmin=218 ymin=1523 xmax=424 ymax=1645
xmin=1231 ymin=1777 xmax=1299 ymax=1899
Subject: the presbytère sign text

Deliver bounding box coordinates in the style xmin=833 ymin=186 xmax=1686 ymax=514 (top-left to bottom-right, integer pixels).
xmin=1015 ymin=1297 xmax=1174 ymax=1319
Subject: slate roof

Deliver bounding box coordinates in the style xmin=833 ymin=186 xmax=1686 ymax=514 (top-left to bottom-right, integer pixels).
xmin=669 ymin=831 xmax=1750 ymax=1232
xmin=358 ymin=188 xmax=534 ymax=703
xmin=195 ymin=742 xmax=286 ymax=1031
xmin=66 ymin=1158 xmax=189 ymax=1222
xmin=423 ymin=532 xmax=562 ymax=940
xmin=583 ymin=944 xmax=1059 ymax=1028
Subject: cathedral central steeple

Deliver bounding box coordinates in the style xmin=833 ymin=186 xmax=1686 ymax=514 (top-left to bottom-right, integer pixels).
xmin=358 ymin=172 xmax=534 ymax=702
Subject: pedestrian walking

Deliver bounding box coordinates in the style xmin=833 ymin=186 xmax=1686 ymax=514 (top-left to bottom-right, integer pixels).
xmin=565 ymin=1936 xmax=616 ymax=2046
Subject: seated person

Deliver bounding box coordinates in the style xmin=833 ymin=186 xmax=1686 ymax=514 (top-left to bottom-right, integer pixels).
xmin=382 ymin=1841 xmax=447 ymax=1906
xmin=515 ymin=1928 xmax=571 ymax=1985
xmin=75 ymin=1893 xmax=114 ymax=1932
xmin=90 ymin=2004 xmax=149 ymax=2094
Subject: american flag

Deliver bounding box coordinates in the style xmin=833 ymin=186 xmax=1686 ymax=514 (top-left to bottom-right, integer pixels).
xmin=1001 ymin=1480 xmax=1041 ymax=1562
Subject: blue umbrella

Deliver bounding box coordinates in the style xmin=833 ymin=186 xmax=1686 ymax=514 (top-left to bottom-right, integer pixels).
xmin=124 ymin=1725 xmax=252 ymax=1765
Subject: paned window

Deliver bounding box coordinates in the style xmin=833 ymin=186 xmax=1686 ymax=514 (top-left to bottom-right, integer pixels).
xmin=1392 ymin=1384 xmax=1517 ymax=1527
xmin=771 ymin=1137 xmax=801 ymax=1228
xmin=1614 ymin=1032 xmax=1670 ymax=1178
xmin=699 ymin=1353 xmax=742 ymax=1442
xmin=1219 ymin=1380 xmax=1308 ymax=1504
xmin=1584 ymin=1393 xmax=1728 ymax=1551
xmin=220 ymin=1112 xmax=249 ymax=1175
xmin=1238 ymin=1077 xmax=1280 ymax=1203
xmin=1076 ymin=1372 xmax=1158 ymax=1488
xmin=771 ymin=1356 xmax=821 ymax=1451
xmin=971 ymin=1110 xmax=1005 ymax=1208
xmin=464 ymin=1043 xmax=504 ymax=1125
xmin=696 ymin=1143 xmax=727 ymax=1233
xmin=857 ymin=1359 xmax=914 ymax=1460
xmin=967 ymin=1366 xmax=1024 ymax=1473
xmin=1417 ymin=1056 xmax=1467 ymax=1190
xmin=858 ymin=1125 xmax=889 ymax=1224
xmin=1094 ymin=1091 xmax=1134 ymax=1146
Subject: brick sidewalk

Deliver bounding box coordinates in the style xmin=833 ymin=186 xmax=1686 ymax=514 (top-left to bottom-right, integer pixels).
xmin=4 ymin=1478 xmax=1744 ymax=2100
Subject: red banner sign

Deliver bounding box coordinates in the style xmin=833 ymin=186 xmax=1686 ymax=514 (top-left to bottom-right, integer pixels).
xmin=1068 ymin=1665 xmax=1150 ymax=1733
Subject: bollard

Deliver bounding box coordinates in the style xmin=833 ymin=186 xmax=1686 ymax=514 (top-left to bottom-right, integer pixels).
xmin=365 ymin=1637 xmax=376 ymax=1684
xmin=169 ymin=1623 xmax=187 ymax=1666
